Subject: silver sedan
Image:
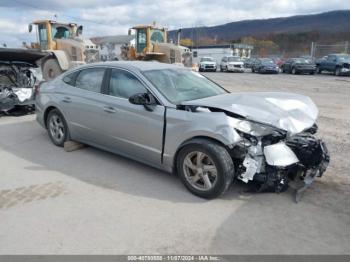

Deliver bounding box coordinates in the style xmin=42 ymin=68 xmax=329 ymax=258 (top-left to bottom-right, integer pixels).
xmin=36 ymin=61 xmax=329 ymax=200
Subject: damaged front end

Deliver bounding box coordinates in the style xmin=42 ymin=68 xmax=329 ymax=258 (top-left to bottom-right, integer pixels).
xmin=180 ymin=92 xmax=330 ymax=202
xmin=232 ymin=122 xmax=330 ymax=202
xmin=0 ymin=48 xmax=45 ymax=114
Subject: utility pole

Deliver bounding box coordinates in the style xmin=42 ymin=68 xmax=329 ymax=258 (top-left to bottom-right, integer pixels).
xmin=310 ymin=42 xmax=315 ymax=60
xmin=345 ymin=41 xmax=349 ymax=54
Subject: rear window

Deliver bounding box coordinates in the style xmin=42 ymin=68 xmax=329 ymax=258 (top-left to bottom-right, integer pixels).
xmin=75 ymin=68 xmax=105 ymax=93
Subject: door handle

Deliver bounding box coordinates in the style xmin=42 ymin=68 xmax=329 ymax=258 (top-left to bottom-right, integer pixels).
xmin=103 ymin=106 xmax=117 ymax=113
xmin=62 ymin=96 xmax=71 ymax=103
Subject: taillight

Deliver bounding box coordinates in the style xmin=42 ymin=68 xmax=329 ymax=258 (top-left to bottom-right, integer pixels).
xmin=34 ymin=81 xmax=45 ymax=97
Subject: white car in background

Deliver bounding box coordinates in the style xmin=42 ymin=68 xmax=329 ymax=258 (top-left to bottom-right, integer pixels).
xmin=198 ymin=57 xmax=217 ymax=72
xmin=220 ymin=56 xmax=245 ymax=72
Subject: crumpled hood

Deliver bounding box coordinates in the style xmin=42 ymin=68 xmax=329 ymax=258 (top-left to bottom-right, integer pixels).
xmin=182 ymin=92 xmax=318 ymax=134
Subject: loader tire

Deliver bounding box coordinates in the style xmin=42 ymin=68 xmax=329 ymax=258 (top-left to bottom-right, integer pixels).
xmin=42 ymin=58 xmax=63 ymax=81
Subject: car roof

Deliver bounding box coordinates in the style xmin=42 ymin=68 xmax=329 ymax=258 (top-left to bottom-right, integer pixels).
xmin=75 ymin=61 xmax=183 ymax=72
xmin=330 ymin=53 xmax=350 ymax=56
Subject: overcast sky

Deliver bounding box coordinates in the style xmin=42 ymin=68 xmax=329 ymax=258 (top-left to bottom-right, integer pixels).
xmin=1 ymin=0 xmax=350 ymax=47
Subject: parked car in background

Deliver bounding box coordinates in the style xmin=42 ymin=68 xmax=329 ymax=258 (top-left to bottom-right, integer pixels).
xmin=252 ymin=58 xmax=279 ymax=74
xmin=198 ymin=57 xmax=217 ymax=72
xmin=36 ymin=61 xmax=329 ymax=200
xmin=271 ymin=57 xmax=285 ymax=68
xmin=282 ymin=58 xmax=316 ymax=75
xmin=244 ymin=58 xmax=258 ymax=68
xmin=220 ymin=56 xmax=244 ymax=72
xmin=316 ymin=54 xmax=350 ymax=76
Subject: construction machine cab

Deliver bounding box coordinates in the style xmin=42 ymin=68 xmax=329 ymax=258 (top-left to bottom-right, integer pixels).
xmin=27 ymin=19 xmax=97 ymax=81
xmin=129 ymin=24 xmax=167 ymax=58
xmin=28 ymin=20 xmax=81 ymax=51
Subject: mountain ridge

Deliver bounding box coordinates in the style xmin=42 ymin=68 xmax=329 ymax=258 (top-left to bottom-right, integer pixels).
xmin=169 ymin=10 xmax=350 ymax=42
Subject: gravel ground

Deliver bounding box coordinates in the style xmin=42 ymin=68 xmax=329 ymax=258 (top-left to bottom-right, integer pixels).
xmin=0 ymin=72 xmax=349 ymax=254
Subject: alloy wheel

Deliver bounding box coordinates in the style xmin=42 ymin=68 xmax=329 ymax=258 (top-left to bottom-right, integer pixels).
xmin=49 ymin=114 xmax=65 ymax=144
xmin=183 ymin=151 xmax=218 ymax=191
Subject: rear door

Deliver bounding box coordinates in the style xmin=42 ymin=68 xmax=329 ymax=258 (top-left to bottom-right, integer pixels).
xmin=99 ymin=68 xmax=165 ymax=165
xmin=59 ymin=67 xmax=108 ymax=144
xmin=325 ymin=55 xmax=336 ymax=71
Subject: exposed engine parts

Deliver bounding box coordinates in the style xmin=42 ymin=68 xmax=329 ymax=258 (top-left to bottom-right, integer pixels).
xmin=234 ymin=129 xmax=330 ymax=202
xmin=0 ymin=63 xmax=38 ymax=114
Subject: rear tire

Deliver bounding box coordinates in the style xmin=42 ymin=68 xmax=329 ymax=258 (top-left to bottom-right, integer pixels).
xmin=42 ymin=58 xmax=63 ymax=81
xmin=46 ymin=109 xmax=69 ymax=147
xmin=176 ymin=139 xmax=234 ymax=199
xmin=292 ymin=67 xmax=297 ymax=75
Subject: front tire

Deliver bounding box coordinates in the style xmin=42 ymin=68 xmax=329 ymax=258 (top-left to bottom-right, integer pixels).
xmin=292 ymin=67 xmax=297 ymax=75
xmin=46 ymin=109 xmax=69 ymax=147
xmin=176 ymin=139 xmax=234 ymax=199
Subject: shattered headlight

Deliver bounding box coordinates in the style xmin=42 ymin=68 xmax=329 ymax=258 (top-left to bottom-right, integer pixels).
xmin=234 ymin=120 xmax=280 ymax=137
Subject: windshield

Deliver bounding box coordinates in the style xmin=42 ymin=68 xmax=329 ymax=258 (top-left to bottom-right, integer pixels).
xmin=150 ymin=29 xmax=165 ymax=43
xmin=260 ymin=58 xmax=274 ymax=64
xmin=294 ymin=58 xmax=311 ymax=63
xmin=228 ymin=57 xmax=240 ymax=62
xmin=201 ymin=57 xmax=214 ymax=62
xmin=336 ymin=55 xmax=350 ymax=61
xmin=52 ymin=25 xmax=72 ymax=39
xmin=143 ymin=69 xmax=227 ymax=104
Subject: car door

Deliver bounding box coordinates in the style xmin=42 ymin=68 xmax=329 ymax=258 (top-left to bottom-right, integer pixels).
xmin=59 ymin=67 xmax=108 ymax=144
xmin=99 ymin=68 xmax=165 ymax=166
xmin=326 ymin=55 xmax=336 ymax=71
xmin=284 ymin=59 xmax=291 ymax=72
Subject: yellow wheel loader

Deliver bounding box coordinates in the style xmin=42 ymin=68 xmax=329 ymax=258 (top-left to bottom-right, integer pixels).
xmin=28 ymin=20 xmax=100 ymax=80
xmin=121 ymin=24 xmax=192 ymax=67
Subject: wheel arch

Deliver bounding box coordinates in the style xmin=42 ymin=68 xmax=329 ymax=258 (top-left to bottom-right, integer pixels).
xmin=172 ymin=136 xmax=229 ymax=174
xmin=43 ymin=106 xmax=58 ymax=128
xmin=43 ymin=105 xmax=68 ymax=129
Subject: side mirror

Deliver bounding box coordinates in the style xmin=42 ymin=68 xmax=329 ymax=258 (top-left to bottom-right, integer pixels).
xmin=129 ymin=93 xmax=157 ymax=111
xmin=77 ymin=25 xmax=83 ymax=36
xmin=128 ymin=29 xmax=132 ymax=36
xmin=28 ymin=24 xmax=33 ymax=33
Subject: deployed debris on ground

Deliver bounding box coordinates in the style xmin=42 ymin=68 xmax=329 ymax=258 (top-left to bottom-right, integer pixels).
xmin=0 ymin=48 xmax=45 ymax=115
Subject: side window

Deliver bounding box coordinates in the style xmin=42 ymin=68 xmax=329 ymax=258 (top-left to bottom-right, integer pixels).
xmin=62 ymin=71 xmax=79 ymax=86
xmin=75 ymin=68 xmax=105 ymax=93
xmin=109 ymin=69 xmax=147 ymax=99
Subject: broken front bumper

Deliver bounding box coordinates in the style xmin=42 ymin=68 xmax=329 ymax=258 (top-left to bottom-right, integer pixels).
xmin=237 ymin=133 xmax=330 ymax=201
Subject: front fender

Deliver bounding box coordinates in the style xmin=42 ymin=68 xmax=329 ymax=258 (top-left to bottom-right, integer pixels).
xmin=49 ymin=50 xmax=70 ymax=71
xmin=162 ymin=108 xmax=242 ymax=169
